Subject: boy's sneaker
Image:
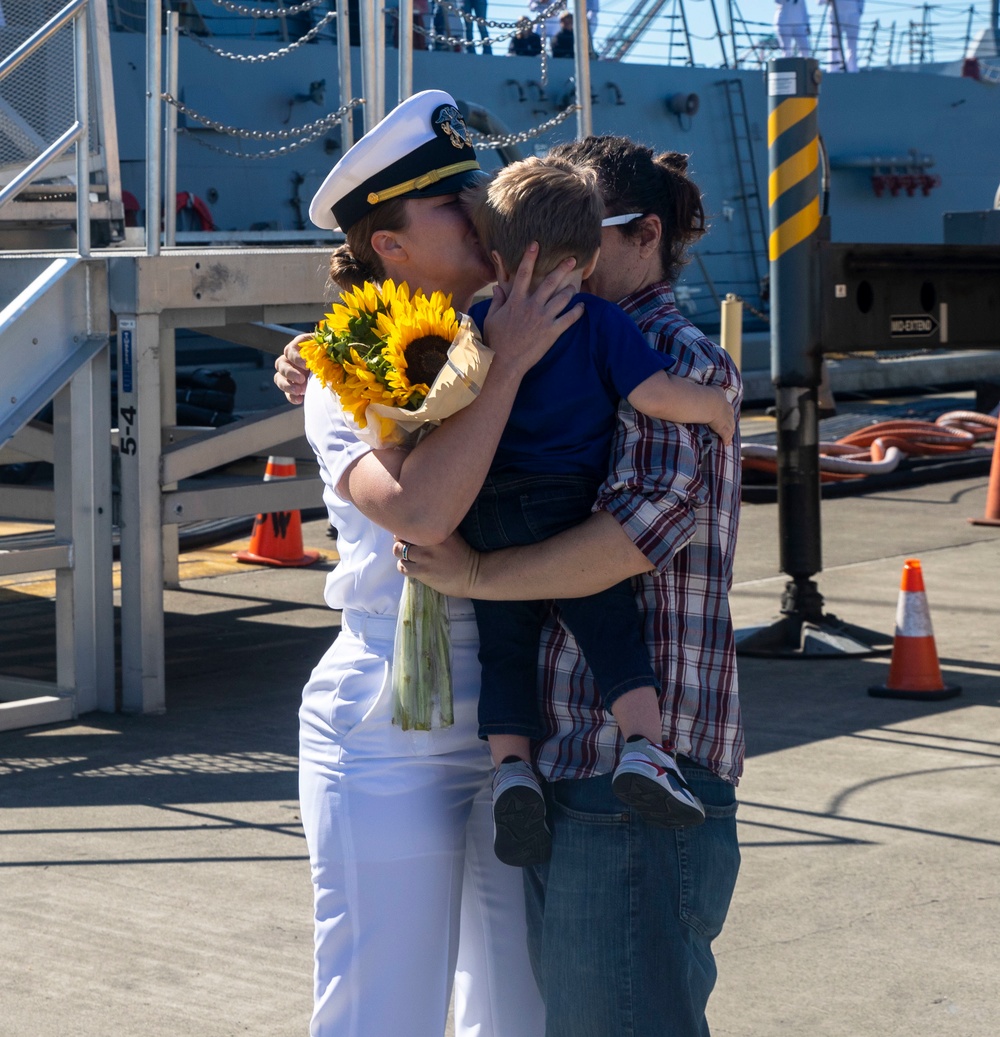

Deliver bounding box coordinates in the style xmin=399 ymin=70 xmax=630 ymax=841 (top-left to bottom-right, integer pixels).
xmin=492 ymin=759 xmax=552 ymax=867
xmin=612 ymin=738 xmax=706 ymax=828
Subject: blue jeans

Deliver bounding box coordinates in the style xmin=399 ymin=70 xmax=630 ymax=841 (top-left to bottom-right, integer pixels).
xmin=460 ymin=473 xmax=658 ymax=740
xmin=462 ymin=0 xmax=492 ymax=52
xmin=524 ymin=765 xmax=740 ymax=1036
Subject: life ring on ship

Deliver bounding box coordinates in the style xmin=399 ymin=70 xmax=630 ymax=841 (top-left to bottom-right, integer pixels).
xmin=175 ymin=191 xmax=215 ymax=232
xmin=121 ymin=189 xmax=141 ymax=227
xmin=741 ymin=410 xmax=998 ymax=482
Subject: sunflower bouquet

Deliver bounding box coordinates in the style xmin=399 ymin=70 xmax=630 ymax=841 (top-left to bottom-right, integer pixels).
xmin=301 ymin=279 xmax=493 ymax=731
xmin=300 ymin=279 xmax=492 ymax=450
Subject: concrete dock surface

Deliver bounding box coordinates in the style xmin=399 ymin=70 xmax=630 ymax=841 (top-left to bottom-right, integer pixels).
xmin=1 ymin=469 xmax=998 ymax=1036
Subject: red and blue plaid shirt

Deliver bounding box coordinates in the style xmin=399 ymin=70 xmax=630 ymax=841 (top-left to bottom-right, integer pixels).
xmin=534 ymin=281 xmax=745 ymax=785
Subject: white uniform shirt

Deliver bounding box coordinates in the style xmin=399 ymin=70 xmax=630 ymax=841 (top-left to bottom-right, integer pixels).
xmin=304 ymin=376 xmax=476 ymax=620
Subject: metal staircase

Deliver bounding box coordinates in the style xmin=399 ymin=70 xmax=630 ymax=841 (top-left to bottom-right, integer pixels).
xmin=0 ymin=0 xmax=119 ymax=730
xmin=599 ymin=0 xmax=672 ymax=61
xmin=0 ymin=0 xmax=124 ymax=250
xmin=1 ymin=0 xmax=330 ymax=728
xmin=0 ymin=253 xmax=115 ymax=730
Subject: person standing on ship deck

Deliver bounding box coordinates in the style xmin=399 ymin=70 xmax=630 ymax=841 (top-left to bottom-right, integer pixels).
xmin=820 ymin=0 xmax=862 ymax=71
xmin=774 ymin=0 xmax=812 ymax=58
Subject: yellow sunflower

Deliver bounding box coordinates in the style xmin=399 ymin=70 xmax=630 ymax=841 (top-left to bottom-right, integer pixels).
xmin=323 ymin=280 xmax=385 ymax=336
xmin=299 ymin=334 xmax=344 ymax=391
xmin=302 ymin=279 xmax=461 ymax=430
xmin=377 ymin=290 xmax=458 ymax=402
xmin=338 ymin=347 xmax=401 ymax=428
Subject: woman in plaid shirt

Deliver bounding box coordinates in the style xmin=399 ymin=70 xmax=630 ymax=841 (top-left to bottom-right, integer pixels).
xmin=400 ymin=136 xmax=744 ymax=1037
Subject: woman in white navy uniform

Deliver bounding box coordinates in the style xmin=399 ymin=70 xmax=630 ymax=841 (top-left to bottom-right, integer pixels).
xmin=297 ymin=90 xmax=580 ymax=1037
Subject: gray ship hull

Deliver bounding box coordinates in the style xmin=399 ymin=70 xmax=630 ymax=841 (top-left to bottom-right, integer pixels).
xmin=109 ymin=37 xmax=1000 ymax=337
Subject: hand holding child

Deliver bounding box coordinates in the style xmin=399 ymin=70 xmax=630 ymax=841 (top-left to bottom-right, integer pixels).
xmin=706 ymin=386 xmax=736 ymax=445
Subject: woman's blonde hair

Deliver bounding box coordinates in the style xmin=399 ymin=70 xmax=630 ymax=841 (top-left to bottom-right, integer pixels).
xmin=463 ymin=156 xmax=603 ymax=280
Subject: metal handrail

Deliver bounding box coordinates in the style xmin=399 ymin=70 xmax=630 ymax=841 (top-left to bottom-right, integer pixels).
xmin=0 ymin=0 xmax=88 ymax=80
xmin=0 ymin=0 xmax=91 ymax=254
xmin=0 ymin=124 xmax=84 ymax=210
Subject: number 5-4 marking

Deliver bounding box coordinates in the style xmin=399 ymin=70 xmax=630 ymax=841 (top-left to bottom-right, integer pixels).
xmin=120 ymin=404 xmax=137 ymax=456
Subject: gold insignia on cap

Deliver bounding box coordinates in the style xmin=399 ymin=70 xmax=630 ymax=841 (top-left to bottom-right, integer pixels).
xmin=366 ymin=160 xmax=480 ymax=207
xmin=434 ymin=105 xmax=471 ymax=150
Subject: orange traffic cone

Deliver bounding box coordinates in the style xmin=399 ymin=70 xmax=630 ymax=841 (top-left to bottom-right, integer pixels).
xmin=234 ymin=456 xmax=321 ymax=568
xmin=968 ymin=418 xmax=1000 ymax=527
xmin=868 ymin=559 xmax=959 ymax=700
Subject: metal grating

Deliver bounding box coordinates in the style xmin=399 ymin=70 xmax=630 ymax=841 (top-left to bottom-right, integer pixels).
xmin=0 ymin=0 xmax=88 ymax=176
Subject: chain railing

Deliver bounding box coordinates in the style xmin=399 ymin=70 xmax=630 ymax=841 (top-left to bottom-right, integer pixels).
xmin=416 ymin=0 xmax=566 ymax=83
xmin=162 ymin=93 xmax=364 ymax=158
xmin=166 ymin=0 xmax=999 ymax=70
xmin=211 ymin=0 xmax=329 ymax=17
xmin=180 ymin=10 xmax=337 ymax=61
xmin=470 ymin=105 xmax=579 ymax=148
xmin=163 ymin=88 xmax=577 ymax=157
xmin=155 ymin=0 xmax=591 ymax=184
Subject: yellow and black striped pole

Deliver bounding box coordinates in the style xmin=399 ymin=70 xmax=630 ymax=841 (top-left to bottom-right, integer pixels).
xmin=739 ymin=60 xmax=884 ymax=655
xmin=768 ymin=57 xmax=822 ymax=585
xmin=768 ymin=56 xmax=821 ymax=384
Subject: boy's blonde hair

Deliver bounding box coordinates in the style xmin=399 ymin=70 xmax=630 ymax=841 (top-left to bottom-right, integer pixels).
xmin=464 ymin=155 xmax=603 ymax=280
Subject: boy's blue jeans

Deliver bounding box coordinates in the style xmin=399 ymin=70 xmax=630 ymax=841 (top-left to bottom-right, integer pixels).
xmin=524 ymin=765 xmax=741 ymax=1036
xmin=459 ymin=473 xmax=658 ymax=741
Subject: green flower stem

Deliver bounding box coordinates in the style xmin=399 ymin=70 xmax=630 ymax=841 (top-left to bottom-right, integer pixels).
xmin=392 ymin=577 xmax=454 ymax=730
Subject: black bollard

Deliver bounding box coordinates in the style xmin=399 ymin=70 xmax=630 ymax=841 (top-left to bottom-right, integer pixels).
xmin=736 ymin=58 xmax=887 ymax=658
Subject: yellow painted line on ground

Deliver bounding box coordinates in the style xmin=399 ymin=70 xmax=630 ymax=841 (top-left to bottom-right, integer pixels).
xmin=0 ymin=531 xmax=336 ymax=601
xmin=0 ymin=520 xmax=51 ymax=536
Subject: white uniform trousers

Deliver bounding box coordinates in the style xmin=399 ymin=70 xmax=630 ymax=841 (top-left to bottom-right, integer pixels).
xmin=824 ymin=0 xmax=861 ymax=71
xmin=774 ymin=0 xmax=811 ymax=58
xmin=299 ymin=609 xmax=544 ymax=1037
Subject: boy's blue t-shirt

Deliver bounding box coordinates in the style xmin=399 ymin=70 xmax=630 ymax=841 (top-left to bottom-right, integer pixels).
xmin=469 ymin=292 xmax=674 ymax=479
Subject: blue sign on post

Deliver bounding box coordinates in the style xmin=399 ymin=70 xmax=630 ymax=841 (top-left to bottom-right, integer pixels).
xmin=120 ymin=320 xmax=134 ymax=393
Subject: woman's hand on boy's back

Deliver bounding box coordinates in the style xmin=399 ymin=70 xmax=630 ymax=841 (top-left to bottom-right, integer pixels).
xmin=706 ymin=385 xmax=736 ymax=445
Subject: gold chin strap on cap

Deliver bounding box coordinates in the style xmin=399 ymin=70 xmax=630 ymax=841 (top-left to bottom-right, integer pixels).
xmin=366 ymin=160 xmax=480 ymax=205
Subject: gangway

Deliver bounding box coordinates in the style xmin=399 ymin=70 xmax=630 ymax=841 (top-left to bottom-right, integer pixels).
xmin=0 ymin=0 xmax=124 ymax=249
xmin=599 ymin=0 xmax=672 ymax=61
xmin=0 ymin=0 xmax=330 ymax=727
xmin=0 ymin=254 xmax=114 ymax=730
xmin=0 ymin=0 xmax=118 ymax=730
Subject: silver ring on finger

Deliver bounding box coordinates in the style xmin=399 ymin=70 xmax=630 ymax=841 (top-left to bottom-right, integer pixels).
xmin=401 ymin=542 xmax=410 ymax=563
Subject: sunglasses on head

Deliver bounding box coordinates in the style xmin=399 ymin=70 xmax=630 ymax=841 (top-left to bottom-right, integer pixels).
xmin=600 ymin=212 xmax=645 ymax=227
